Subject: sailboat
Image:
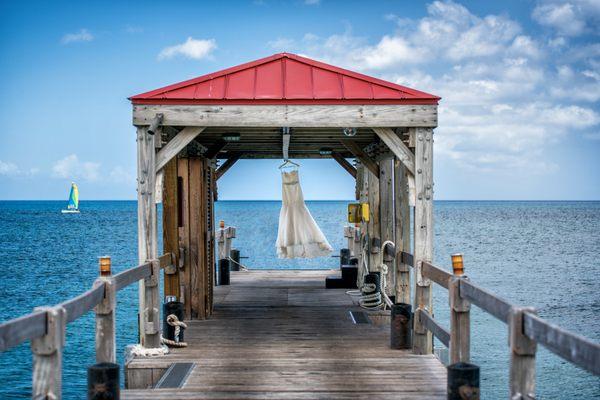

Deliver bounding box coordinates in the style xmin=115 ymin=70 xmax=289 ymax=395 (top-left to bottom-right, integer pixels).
xmin=61 ymin=182 xmax=80 ymax=214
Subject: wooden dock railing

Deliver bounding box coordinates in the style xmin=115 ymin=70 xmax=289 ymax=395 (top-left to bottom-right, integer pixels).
xmin=0 ymin=253 xmax=175 ymax=400
xmin=405 ymin=251 xmax=600 ymax=399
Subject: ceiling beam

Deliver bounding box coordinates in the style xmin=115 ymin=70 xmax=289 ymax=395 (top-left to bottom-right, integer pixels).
xmin=340 ymin=139 xmax=379 ymax=177
xmin=331 ymin=151 xmax=357 ymax=179
xmin=372 ymin=128 xmax=415 ymax=176
xmin=204 ymin=139 xmax=228 ymax=159
xmin=155 ymin=127 xmax=205 ymax=172
xmin=216 ymin=153 xmax=242 ymax=181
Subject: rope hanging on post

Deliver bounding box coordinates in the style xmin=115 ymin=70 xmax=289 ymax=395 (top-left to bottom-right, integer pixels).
xmin=161 ymin=314 xmax=188 ymax=348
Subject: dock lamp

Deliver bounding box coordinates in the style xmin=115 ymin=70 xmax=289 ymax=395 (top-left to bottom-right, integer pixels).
xmin=222 ymin=132 xmax=240 ymax=142
xmin=99 ymin=256 xmax=112 ymax=276
xmin=451 ymin=253 xmax=464 ymax=276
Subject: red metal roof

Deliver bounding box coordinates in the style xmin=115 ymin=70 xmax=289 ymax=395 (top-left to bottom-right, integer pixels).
xmin=130 ymin=53 xmax=440 ymax=105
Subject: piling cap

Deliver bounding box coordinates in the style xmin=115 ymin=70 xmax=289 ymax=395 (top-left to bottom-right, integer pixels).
xmin=451 ymin=253 xmax=464 ymax=276
xmin=99 ymin=256 xmax=112 ymax=276
xmin=219 ymin=220 xmax=225 ymax=228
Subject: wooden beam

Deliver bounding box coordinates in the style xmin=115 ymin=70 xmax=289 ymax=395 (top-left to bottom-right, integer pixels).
xmin=372 ymin=128 xmax=415 ymax=176
xmin=379 ymin=158 xmax=394 ymax=296
xmin=413 ymin=127 xmax=434 ymax=355
xmin=155 ymin=127 xmax=205 ymax=172
xmin=331 ymin=151 xmax=357 ymax=178
xmin=133 ymin=104 xmax=438 ymax=128
xmin=147 ymin=113 xmax=163 ymax=136
xmin=340 ymin=140 xmax=379 ymax=177
xmin=204 ymin=139 xmax=227 ymax=159
xmin=216 ymin=153 xmax=242 ymax=181
xmin=394 ymin=159 xmax=411 ymax=304
xmin=136 ymin=126 xmax=159 ymax=347
xmin=162 ymin=158 xmax=180 ymax=299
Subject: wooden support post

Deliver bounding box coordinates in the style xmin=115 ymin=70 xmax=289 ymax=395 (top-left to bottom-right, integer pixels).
xmin=379 ymin=157 xmax=394 ymax=296
xmin=31 ymin=306 xmax=65 ymax=400
xmin=509 ymin=307 xmax=537 ymax=400
xmin=189 ymin=157 xmax=206 ymax=319
xmin=177 ymin=158 xmax=191 ymax=318
xmin=95 ymin=256 xmax=116 ymax=363
xmin=394 ymin=158 xmax=411 ymax=304
xmin=413 ymin=127 xmax=434 ymax=355
xmin=155 ymin=127 xmax=205 ymax=172
xmin=449 ymin=271 xmax=470 ymax=364
xmin=136 ymin=126 xmax=157 ymax=346
xmin=162 ymin=158 xmax=180 ymax=300
xmin=143 ymin=259 xmax=161 ymax=348
xmin=366 ymin=166 xmax=381 ymax=274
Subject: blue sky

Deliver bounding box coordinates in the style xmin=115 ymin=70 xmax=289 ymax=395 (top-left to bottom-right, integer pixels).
xmin=0 ymin=0 xmax=599 ymax=200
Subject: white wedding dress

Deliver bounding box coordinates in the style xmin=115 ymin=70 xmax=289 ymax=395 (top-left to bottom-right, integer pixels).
xmin=276 ymin=170 xmax=333 ymax=258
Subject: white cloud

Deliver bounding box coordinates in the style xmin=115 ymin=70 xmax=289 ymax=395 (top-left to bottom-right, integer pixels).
xmin=0 ymin=161 xmax=39 ymax=178
xmin=533 ymin=2 xmax=586 ymax=36
xmin=273 ymin=0 xmax=600 ymax=174
xmin=268 ymin=37 xmax=296 ymax=51
xmin=158 ymin=37 xmax=217 ymax=60
xmin=61 ymin=29 xmax=94 ymax=44
xmin=0 ymin=161 xmax=19 ymax=176
xmin=52 ymin=154 xmax=100 ymax=182
xmin=108 ymin=166 xmax=135 ymax=184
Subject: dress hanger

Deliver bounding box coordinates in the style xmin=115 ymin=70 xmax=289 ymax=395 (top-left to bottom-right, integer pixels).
xmin=278 ymin=159 xmax=300 ymax=170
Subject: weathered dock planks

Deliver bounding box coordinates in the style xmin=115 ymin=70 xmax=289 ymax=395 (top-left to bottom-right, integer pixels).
xmin=123 ymin=270 xmax=447 ymax=399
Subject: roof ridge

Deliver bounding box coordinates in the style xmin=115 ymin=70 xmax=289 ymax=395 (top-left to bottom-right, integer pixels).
xmin=129 ymin=52 xmax=440 ymax=103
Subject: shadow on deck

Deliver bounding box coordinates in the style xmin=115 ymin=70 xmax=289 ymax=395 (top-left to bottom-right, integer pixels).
xmin=123 ymin=270 xmax=446 ymax=399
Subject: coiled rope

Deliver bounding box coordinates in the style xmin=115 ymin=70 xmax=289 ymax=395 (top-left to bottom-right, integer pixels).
xmin=160 ymin=314 xmax=188 ymax=348
xmin=346 ymin=239 xmax=395 ymax=310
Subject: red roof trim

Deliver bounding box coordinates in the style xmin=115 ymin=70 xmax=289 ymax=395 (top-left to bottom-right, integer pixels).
xmin=130 ymin=53 xmax=440 ymax=104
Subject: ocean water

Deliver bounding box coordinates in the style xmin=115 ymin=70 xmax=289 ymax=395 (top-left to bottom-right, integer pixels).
xmin=0 ymin=200 xmax=598 ymax=399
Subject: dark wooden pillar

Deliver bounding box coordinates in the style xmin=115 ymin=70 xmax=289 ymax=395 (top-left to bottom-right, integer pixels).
xmin=162 ymin=158 xmax=180 ymax=300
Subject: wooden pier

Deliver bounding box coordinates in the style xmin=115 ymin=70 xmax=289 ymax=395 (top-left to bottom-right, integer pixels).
xmin=124 ymin=270 xmax=447 ymax=399
xmin=0 ymin=53 xmax=599 ymax=399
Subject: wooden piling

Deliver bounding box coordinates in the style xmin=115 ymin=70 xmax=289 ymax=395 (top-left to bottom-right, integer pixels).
xmin=31 ymin=306 xmax=66 ymax=400
xmin=509 ymin=307 xmax=537 ymax=399
xmin=143 ymin=259 xmax=161 ymax=348
xmin=413 ymin=127 xmax=434 ymax=355
xmin=379 ymin=157 xmax=394 ymax=296
xmin=95 ymin=256 xmax=116 ymax=363
xmin=162 ymin=158 xmax=180 ymax=300
xmin=394 ymin=158 xmax=411 ymax=304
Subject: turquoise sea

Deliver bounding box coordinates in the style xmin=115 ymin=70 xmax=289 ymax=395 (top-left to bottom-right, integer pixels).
xmin=0 ymin=200 xmax=598 ymax=399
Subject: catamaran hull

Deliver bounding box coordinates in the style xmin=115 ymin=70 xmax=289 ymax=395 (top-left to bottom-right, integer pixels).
xmin=61 ymin=209 xmax=80 ymax=214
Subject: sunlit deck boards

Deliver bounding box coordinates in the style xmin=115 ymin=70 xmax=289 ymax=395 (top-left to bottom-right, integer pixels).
xmin=123 ymin=270 xmax=446 ymax=399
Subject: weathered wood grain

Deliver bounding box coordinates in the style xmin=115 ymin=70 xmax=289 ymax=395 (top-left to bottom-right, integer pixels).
xmin=155 ymin=127 xmax=205 ymax=172
xmin=413 ymin=127 xmax=433 ymax=355
xmin=137 ymin=126 xmax=158 ymax=346
xmin=509 ymin=307 xmax=537 ymax=400
xmin=0 ymin=310 xmax=46 ymax=352
xmin=95 ymin=277 xmax=116 ymax=363
xmin=133 ymin=104 xmax=439 ymax=128
xmin=31 ymin=306 xmax=65 ymax=400
xmin=459 ymin=279 xmax=511 ymax=323
xmin=379 ymin=157 xmax=394 ymax=295
xmin=449 ymin=277 xmax=470 ymax=364
xmin=178 ymin=158 xmax=192 ymax=318
xmin=523 ymin=311 xmax=600 ymax=375
xmin=372 ymin=128 xmax=415 ymax=175
xmin=418 ymin=309 xmax=450 ymax=348
xmin=421 ymin=261 xmax=452 ymax=289
xmin=114 ymin=263 xmax=152 ymax=292
xmin=123 ymin=270 xmax=446 ymax=399
xmin=60 ymin=283 xmax=105 ymax=324
xmin=394 ymin=159 xmax=411 ymax=304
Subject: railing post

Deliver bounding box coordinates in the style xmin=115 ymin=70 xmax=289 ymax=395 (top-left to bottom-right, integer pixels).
xmin=31 ymin=305 xmax=66 ymax=400
xmin=449 ymin=253 xmax=470 ymax=364
xmin=144 ymin=259 xmax=161 ymax=348
xmin=509 ymin=306 xmax=537 ymax=400
xmin=94 ymin=256 xmax=116 ymax=363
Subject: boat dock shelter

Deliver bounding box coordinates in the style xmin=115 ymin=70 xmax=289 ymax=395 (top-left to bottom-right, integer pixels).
xmin=0 ymin=53 xmax=598 ymax=400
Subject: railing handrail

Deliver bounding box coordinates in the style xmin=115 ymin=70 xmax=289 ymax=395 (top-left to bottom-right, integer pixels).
xmin=0 ymin=253 xmax=173 ymax=353
xmin=412 ymin=255 xmax=600 ymax=377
